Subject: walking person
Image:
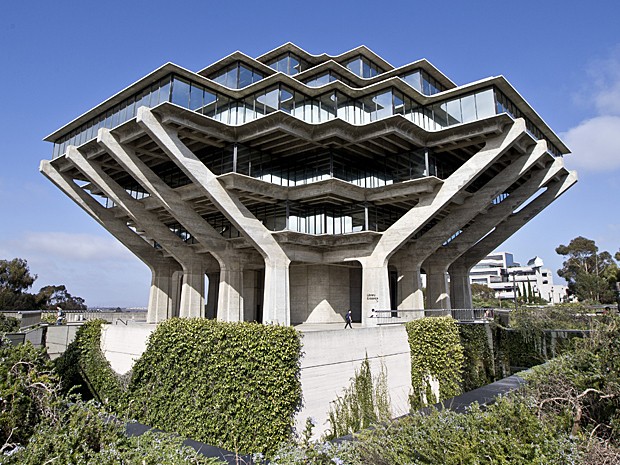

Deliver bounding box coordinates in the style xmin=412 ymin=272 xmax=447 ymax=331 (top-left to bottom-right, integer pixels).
xmin=344 ymin=309 xmax=353 ymax=329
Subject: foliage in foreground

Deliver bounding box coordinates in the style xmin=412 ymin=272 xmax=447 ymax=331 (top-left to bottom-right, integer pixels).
xmin=0 ymin=337 xmax=222 ymax=464
xmin=265 ymin=316 xmax=620 ymax=464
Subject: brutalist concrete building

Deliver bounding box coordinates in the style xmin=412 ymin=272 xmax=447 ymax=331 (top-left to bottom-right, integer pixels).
xmin=41 ymin=44 xmax=577 ymax=326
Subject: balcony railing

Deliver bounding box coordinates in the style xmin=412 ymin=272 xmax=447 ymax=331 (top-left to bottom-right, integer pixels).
xmin=370 ymin=308 xmax=495 ymax=325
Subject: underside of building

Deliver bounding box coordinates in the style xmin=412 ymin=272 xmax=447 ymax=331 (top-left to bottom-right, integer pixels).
xmin=41 ymin=43 xmax=577 ymax=326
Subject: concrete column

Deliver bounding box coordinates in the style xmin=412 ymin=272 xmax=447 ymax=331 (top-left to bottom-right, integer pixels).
xmin=360 ymin=259 xmax=391 ymax=326
xmin=263 ymin=260 xmax=290 ymax=325
xmin=137 ymin=107 xmax=291 ymax=325
xmin=205 ymin=272 xmax=219 ymax=319
xmin=148 ymin=262 xmax=178 ymax=323
xmin=424 ymin=262 xmax=451 ymax=309
xmin=180 ymin=261 xmax=204 ymax=318
xmin=217 ymin=261 xmax=244 ymax=322
xmin=394 ymin=257 xmax=424 ymax=315
xmin=449 ymin=264 xmax=473 ymax=309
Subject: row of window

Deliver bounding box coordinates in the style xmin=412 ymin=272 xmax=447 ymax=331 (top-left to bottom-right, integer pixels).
xmin=52 ymin=73 xmax=562 ymax=159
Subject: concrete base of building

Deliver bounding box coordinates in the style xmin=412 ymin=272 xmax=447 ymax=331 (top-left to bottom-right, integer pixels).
xmin=98 ymin=323 xmax=412 ymax=440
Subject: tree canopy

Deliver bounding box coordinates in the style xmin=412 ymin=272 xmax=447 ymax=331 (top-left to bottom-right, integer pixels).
xmin=0 ymin=258 xmax=86 ymax=310
xmin=556 ymin=237 xmax=619 ymax=303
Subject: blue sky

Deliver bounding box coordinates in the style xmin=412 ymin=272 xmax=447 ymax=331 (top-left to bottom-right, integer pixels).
xmin=1 ymin=1 xmax=619 ymax=307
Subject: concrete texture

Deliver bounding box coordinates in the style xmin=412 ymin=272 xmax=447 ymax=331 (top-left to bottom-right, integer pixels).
xmin=296 ymin=324 xmax=412 ymax=438
xmin=100 ymin=324 xmax=156 ymax=375
xmin=46 ymin=324 xmax=82 ymax=359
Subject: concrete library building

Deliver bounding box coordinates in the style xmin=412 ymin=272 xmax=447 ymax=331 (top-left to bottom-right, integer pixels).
xmin=41 ymin=43 xmax=577 ymax=327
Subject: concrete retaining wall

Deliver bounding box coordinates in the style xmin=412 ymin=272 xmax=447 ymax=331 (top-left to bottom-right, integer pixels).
xmin=298 ymin=325 xmax=411 ymax=438
xmin=100 ymin=324 xmax=156 ymax=375
xmin=46 ymin=324 xmax=82 ymax=359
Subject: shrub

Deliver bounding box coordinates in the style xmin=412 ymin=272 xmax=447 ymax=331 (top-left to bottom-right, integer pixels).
xmin=458 ymin=323 xmax=496 ymax=391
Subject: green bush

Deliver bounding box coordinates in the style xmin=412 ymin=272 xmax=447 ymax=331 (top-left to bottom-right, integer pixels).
xmin=405 ymin=317 xmax=464 ymax=409
xmin=127 ymin=318 xmax=302 ymax=455
xmin=0 ymin=339 xmax=61 ymax=447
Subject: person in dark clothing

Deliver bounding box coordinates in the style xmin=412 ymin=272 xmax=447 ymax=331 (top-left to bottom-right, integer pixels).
xmin=344 ymin=310 xmax=353 ymax=329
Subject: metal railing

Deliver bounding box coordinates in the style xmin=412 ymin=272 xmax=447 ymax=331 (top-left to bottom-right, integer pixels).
xmin=370 ymin=308 xmax=495 ymax=325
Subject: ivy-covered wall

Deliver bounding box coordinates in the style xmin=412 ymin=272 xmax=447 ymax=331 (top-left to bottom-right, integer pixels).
xmin=127 ymin=319 xmax=302 ymax=455
xmin=458 ymin=323 xmax=496 ymax=391
xmin=55 ymin=319 xmax=303 ymax=456
xmin=405 ymin=317 xmax=464 ymax=409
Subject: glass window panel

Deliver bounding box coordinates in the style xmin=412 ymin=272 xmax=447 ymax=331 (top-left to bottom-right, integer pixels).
xmin=346 ymin=58 xmax=362 ymax=77
xmin=204 ymin=93 xmax=218 ymax=118
xmin=460 ymin=94 xmax=476 ymax=123
xmin=159 ymin=77 xmax=171 ymax=103
xmin=262 ymin=87 xmax=279 ymax=113
xmin=393 ymin=91 xmax=405 ymax=115
xmin=252 ymin=69 xmax=263 ymax=83
xmin=189 ymin=84 xmax=203 ymax=111
xmin=225 ymin=67 xmax=238 ymax=88
xmin=111 ymin=106 xmax=120 ymax=127
xmin=171 ymin=78 xmax=190 ymax=107
xmin=336 ymin=92 xmax=350 ymax=121
xmin=476 ymin=89 xmax=496 ymax=119
xmin=215 ymin=95 xmax=231 ymax=123
xmin=362 ymin=59 xmax=372 ymax=78
xmin=319 ymin=92 xmax=337 ymax=121
xmin=212 ymin=70 xmax=228 ymax=86
xmin=280 ymin=87 xmax=295 ymax=114
xmin=119 ymin=101 xmax=128 ymax=124
xmin=126 ymin=96 xmax=136 ymax=119
xmin=446 ymin=98 xmax=462 ymax=126
xmin=310 ymin=99 xmax=320 ymax=123
xmin=373 ymin=90 xmax=393 ymax=121
xmin=433 ymin=103 xmax=449 ymax=129
xmin=359 ymin=95 xmax=375 ymax=123
xmin=238 ymin=65 xmax=253 ymax=88
xmin=290 ymin=56 xmax=301 ymax=75
xmin=402 ymin=71 xmax=422 ymax=92
xmin=292 ymin=91 xmax=306 ymax=119
xmin=422 ymin=78 xmax=432 ymax=96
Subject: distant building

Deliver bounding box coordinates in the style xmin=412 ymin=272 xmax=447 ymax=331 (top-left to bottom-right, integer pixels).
xmin=41 ymin=44 xmax=576 ymax=324
xmin=470 ymin=252 xmax=568 ymax=303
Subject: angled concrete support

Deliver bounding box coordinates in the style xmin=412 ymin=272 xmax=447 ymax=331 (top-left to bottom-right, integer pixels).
xmin=449 ymin=170 xmax=578 ymax=299
xmin=39 ymin=160 xmax=182 ymax=323
xmin=356 ymin=119 xmax=527 ymax=319
xmin=64 ymin=146 xmax=208 ymax=318
xmin=137 ymin=107 xmax=290 ymax=325
xmin=359 ymin=260 xmax=390 ymax=326
xmin=97 ymin=128 xmax=247 ymax=322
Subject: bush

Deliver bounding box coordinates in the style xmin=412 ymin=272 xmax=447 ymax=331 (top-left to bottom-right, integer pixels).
xmin=458 ymin=323 xmax=496 ymax=391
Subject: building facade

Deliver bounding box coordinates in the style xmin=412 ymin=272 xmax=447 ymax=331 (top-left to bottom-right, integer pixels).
xmin=41 ymin=43 xmax=577 ymax=325
xmin=470 ymin=252 xmax=569 ymax=303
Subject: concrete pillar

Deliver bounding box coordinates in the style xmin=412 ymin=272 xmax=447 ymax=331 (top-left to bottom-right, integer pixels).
xmin=263 ymin=260 xmax=290 ymax=325
xmin=425 ymin=262 xmax=450 ymax=309
xmin=179 ymin=261 xmax=204 ymax=318
xmin=360 ymin=259 xmax=391 ymax=326
xmin=217 ymin=261 xmax=244 ymax=322
xmin=394 ymin=258 xmax=424 ymax=318
xmin=148 ymin=262 xmax=180 ymax=323
xmin=449 ymin=264 xmax=473 ymax=309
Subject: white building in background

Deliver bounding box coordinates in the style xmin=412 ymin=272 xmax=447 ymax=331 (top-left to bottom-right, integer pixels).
xmin=470 ymin=252 xmax=568 ymax=304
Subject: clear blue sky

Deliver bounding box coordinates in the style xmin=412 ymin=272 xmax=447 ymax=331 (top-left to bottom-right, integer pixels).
xmin=1 ymin=1 xmax=619 ymax=307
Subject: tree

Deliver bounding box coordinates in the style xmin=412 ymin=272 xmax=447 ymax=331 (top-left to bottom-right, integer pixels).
xmin=0 ymin=258 xmax=87 ymax=310
xmin=556 ymin=237 xmax=618 ymax=303
xmin=471 ymin=283 xmax=497 ymax=308
xmin=37 ymin=285 xmax=87 ymax=310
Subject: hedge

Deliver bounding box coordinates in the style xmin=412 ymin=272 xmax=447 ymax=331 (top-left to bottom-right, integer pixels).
xmin=405 ymin=317 xmax=464 ymax=409
xmin=457 ymin=323 xmax=496 ymax=391
xmin=127 ymin=318 xmax=302 ymax=455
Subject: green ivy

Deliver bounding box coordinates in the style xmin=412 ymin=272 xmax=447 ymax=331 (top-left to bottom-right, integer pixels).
xmin=458 ymin=323 xmax=496 ymax=391
xmin=405 ymin=317 xmax=464 ymax=410
xmin=127 ymin=318 xmax=302 ymax=456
